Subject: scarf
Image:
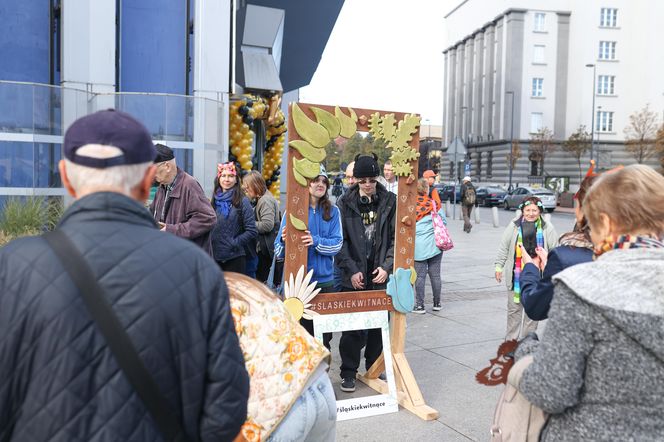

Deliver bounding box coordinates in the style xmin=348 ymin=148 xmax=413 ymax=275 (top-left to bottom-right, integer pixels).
xmin=214 ymin=188 xmax=235 ymax=219
xmin=416 ymin=195 xmax=434 ymax=221
xmin=558 ymin=230 xmax=593 ymax=250
xmin=594 ymin=234 xmax=664 ymax=258
xmin=513 ymin=217 xmax=544 ymax=302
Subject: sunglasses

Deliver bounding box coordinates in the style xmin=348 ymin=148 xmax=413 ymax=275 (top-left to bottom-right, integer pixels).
xmin=357 ymin=178 xmax=377 ymax=185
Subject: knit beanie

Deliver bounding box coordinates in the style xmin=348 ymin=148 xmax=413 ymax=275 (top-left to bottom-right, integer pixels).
xmin=353 ymin=154 xmax=380 ymax=178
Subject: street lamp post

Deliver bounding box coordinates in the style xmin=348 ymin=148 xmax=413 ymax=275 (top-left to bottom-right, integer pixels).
xmin=505 ymin=91 xmax=515 ymax=192
xmin=460 ymin=106 xmax=467 ymax=182
xmin=586 ymin=64 xmax=597 ymax=162
xmin=596 ymin=105 xmax=602 ymax=168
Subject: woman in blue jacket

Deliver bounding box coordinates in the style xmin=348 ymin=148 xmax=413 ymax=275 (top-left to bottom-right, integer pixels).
xmin=519 ymin=173 xmax=597 ymax=320
xmin=275 ymin=166 xmax=342 ymax=347
xmin=210 ymin=162 xmax=258 ymax=274
xmin=413 ymin=178 xmax=447 ymax=313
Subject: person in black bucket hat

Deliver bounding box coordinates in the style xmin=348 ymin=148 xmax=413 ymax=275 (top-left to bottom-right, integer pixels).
xmin=334 ymin=153 xmax=397 ymax=392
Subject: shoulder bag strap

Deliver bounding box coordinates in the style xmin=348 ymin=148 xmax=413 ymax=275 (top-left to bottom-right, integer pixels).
xmin=43 ymin=230 xmax=190 ymax=442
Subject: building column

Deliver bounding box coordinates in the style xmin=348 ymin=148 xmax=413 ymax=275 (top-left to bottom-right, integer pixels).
xmin=504 ymin=9 xmax=526 ymax=140
xmin=193 ymin=0 xmax=233 ymax=196
xmin=554 ymin=12 xmax=571 ymax=140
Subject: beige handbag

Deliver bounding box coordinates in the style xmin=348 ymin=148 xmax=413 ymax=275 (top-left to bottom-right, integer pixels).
xmin=489 ymin=355 xmax=548 ymax=441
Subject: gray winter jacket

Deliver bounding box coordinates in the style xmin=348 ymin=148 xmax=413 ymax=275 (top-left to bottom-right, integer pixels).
xmin=0 ymin=192 xmax=249 ymax=441
xmin=516 ymin=248 xmax=664 ymax=441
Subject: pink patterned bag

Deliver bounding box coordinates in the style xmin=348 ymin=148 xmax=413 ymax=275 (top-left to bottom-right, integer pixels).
xmin=431 ymin=200 xmax=454 ymax=251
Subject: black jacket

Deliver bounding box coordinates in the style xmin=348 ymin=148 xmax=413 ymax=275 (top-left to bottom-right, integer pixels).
xmin=336 ymin=183 xmax=396 ymax=290
xmin=0 ymin=192 xmax=249 ymax=442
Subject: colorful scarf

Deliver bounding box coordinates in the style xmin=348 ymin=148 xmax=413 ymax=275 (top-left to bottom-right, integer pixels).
xmin=513 ymin=217 xmax=544 ymax=303
xmin=214 ymin=188 xmax=235 ymax=218
xmin=415 ymin=195 xmax=434 ymax=221
xmin=594 ymin=234 xmax=664 ymax=258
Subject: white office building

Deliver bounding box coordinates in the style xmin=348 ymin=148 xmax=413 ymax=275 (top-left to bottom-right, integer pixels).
xmin=442 ymin=0 xmax=664 ymax=189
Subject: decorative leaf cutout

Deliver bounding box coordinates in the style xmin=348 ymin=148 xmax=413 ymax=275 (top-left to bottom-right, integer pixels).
xmin=368 ymin=112 xmax=382 ymax=139
xmin=380 ymin=113 xmax=397 ymax=142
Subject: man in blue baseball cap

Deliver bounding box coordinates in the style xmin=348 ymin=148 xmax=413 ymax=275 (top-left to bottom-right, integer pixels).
xmin=0 ymin=109 xmax=249 ymax=441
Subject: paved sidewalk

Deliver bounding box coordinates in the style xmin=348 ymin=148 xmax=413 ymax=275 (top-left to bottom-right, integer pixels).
xmin=329 ymin=210 xmax=515 ymax=441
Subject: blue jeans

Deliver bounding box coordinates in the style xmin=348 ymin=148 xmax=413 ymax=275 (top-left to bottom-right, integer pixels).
xmin=245 ymin=254 xmax=258 ymax=278
xmin=268 ymin=370 xmax=336 ymax=442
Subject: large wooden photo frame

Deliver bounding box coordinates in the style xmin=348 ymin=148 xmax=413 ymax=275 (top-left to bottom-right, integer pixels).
xmin=283 ymin=102 xmax=438 ymax=421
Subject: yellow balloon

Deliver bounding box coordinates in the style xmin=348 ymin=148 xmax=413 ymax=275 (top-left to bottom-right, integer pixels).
xmin=231 ymin=146 xmax=241 ymax=157
xmin=241 ymin=160 xmax=253 ymax=170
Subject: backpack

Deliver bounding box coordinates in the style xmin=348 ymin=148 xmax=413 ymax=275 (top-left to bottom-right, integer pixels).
xmin=464 ymin=185 xmax=476 ymax=205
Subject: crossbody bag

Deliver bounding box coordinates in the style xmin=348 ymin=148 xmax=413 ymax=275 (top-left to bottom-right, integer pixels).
xmin=43 ymin=229 xmax=190 ymax=442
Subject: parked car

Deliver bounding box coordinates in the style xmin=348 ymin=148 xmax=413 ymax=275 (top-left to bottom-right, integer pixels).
xmin=476 ymin=186 xmax=507 ymax=207
xmin=435 ymin=184 xmax=462 ymax=203
xmin=503 ymin=186 xmax=557 ymax=212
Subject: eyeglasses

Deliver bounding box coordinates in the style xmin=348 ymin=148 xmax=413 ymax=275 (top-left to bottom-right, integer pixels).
xmin=357 ymin=178 xmax=377 ymax=185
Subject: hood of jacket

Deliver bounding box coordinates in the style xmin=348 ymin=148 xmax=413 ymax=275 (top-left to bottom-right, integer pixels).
xmin=554 ymin=247 xmax=664 ymax=359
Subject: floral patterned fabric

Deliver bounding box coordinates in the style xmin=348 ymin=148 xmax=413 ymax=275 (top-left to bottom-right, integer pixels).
xmin=230 ymin=286 xmax=330 ymax=441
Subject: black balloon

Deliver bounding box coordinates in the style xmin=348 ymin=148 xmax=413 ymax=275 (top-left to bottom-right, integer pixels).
xmin=243 ymin=116 xmax=254 ymax=125
xmin=239 ymin=105 xmax=249 ymax=116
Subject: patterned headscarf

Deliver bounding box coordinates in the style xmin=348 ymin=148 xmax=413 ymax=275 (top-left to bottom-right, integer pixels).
xmin=594 ymin=234 xmax=664 ymax=258
xmin=217 ymin=162 xmax=237 ymax=178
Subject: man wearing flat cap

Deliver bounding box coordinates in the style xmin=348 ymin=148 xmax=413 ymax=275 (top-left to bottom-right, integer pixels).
xmin=150 ymin=144 xmax=216 ymax=254
xmin=335 ymin=153 xmax=396 ymax=393
xmin=0 ymin=109 xmax=249 ymax=441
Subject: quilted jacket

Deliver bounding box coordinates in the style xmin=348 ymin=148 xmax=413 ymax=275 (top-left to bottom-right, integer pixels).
xmin=0 ymin=192 xmax=249 ymax=442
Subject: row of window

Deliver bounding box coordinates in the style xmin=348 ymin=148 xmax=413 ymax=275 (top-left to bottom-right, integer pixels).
xmin=533 ymin=8 xmax=618 ymax=32
xmin=530 ymin=75 xmax=616 ymax=97
xmin=530 ymin=110 xmax=614 ymax=133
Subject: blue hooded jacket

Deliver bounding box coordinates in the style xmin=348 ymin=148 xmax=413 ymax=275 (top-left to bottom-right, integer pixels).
xmin=274 ymin=204 xmax=342 ymax=284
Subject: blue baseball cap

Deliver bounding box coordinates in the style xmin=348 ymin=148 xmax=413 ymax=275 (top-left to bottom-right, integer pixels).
xmin=64 ymin=109 xmax=156 ymax=168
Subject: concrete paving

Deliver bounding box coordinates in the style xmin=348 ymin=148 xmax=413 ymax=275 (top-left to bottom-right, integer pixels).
xmin=331 ymin=206 xmax=576 ymax=441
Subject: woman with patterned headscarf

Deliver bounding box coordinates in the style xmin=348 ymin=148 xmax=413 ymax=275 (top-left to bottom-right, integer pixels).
xmin=494 ymin=196 xmax=558 ymax=340
xmin=210 ymin=162 xmax=257 ymax=273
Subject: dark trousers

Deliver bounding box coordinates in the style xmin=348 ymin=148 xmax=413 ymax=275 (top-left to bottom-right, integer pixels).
xmin=218 ymin=255 xmax=246 ymax=274
xmin=300 ymin=284 xmax=335 ymax=349
xmin=462 ymin=204 xmax=474 ymax=233
xmin=338 ymin=286 xmax=384 ymax=379
xmin=256 ymin=250 xmax=272 ymax=283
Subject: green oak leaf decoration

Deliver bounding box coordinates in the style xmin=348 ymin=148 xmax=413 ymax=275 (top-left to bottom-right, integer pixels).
xmin=380 ymin=113 xmax=397 ymax=142
xmin=368 ymin=112 xmax=382 ymax=139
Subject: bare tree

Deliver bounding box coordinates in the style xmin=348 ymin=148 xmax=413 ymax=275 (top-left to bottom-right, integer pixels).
xmin=562 ymin=125 xmax=591 ymax=182
xmin=505 ymin=140 xmax=522 ymax=170
xmin=529 ymin=127 xmax=555 ymax=176
xmin=623 ymin=104 xmax=663 ymax=163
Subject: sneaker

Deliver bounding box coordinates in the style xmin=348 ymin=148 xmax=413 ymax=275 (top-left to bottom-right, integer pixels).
xmin=412 ymin=305 xmax=426 ymax=314
xmin=378 ymin=372 xmax=387 ymax=381
xmin=340 ymin=377 xmax=356 ymax=392
xmin=432 ymin=303 xmax=442 ymax=311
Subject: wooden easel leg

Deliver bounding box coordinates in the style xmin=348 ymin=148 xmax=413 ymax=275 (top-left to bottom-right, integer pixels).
xmin=357 ymin=312 xmax=439 ymax=420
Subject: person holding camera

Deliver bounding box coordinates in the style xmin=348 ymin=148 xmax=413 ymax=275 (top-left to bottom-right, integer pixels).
xmin=494 ymin=196 xmax=558 ymax=340
xmin=335 ymin=154 xmax=396 ymax=392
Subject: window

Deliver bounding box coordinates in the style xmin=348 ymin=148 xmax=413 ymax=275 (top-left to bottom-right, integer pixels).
xmin=596 ymin=111 xmax=614 ymax=132
xmin=597 ymin=75 xmax=615 ymax=95
xmin=600 ymin=8 xmax=618 ymax=27
xmin=598 ymin=41 xmax=616 ymax=60
xmin=530 ymin=113 xmax=543 ymax=133
xmin=532 ymin=78 xmax=543 ymax=97
xmin=534 ymin=12 xmax=545 ymax=31
xmin=533 ymin=45 xmax=545 ymax=63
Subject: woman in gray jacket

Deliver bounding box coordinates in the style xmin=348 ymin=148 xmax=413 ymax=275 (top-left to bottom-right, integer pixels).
xmin=515 ymin=165 xmax=664 ymax=441
xmin=242 ymin=171 xmax=280 ymax=283
xmin=494 ymin=196 xmax=558 ymax=340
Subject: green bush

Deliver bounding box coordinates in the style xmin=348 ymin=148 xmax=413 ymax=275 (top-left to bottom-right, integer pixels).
xmin=0 ymin=196 xmax=63 ymax=239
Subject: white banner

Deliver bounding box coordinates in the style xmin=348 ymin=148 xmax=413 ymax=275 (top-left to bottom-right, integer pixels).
xmin=314 ymin=311 xmax=399 ymax=421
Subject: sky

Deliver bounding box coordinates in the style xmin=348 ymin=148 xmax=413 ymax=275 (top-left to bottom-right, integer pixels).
xmin=299 ymin=0 xmax=455 ymax=127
